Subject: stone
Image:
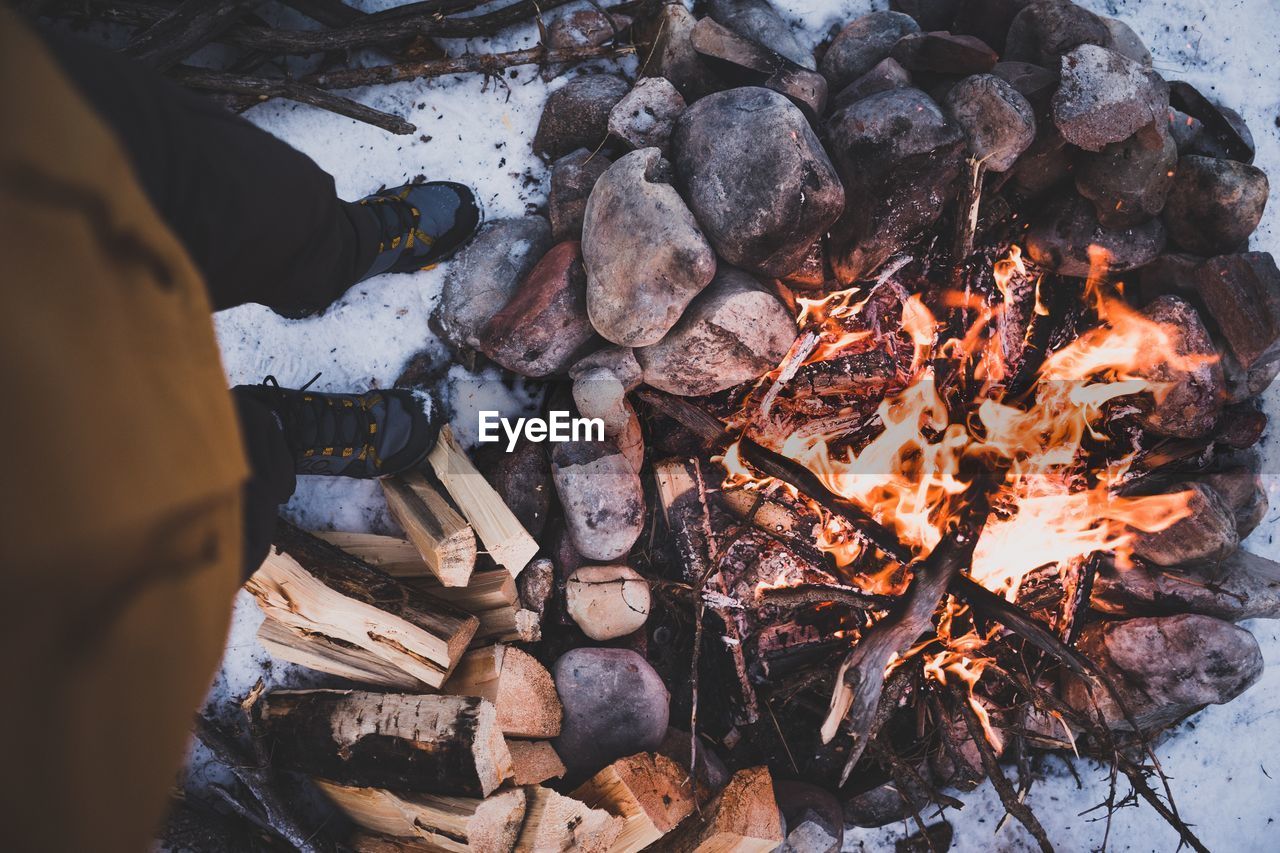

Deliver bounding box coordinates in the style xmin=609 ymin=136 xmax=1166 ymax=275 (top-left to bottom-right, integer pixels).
xmin=819 ymin=10 xmax=920 ymax=91
xmin=1024 ymin=193 xmax=1165 ymax=277
xmin=774 ymin=781 xmax=842 ymax=853
xmin=844 ymin=780 xmax=931 ymax=828
xmin=1051 ymin=44 xmax=1169 ymax=152
xmin=1075 ymin=121 xmax=1177 ymax=227
xmin=542 ymin=8 xmax=633 ymax=80
xmin=1168 ymin=80 xmax=1255 ymax=163
xmin=572 ymin=365 xmax=631 ymax=436
xmin=435 ymin=217 xmax=551 ymax=352
xmin=1102 ymin=17 xmax=1152 ymax=66
xmin=607 ymin=78 xmax=686 ymax=152
xmin=1062 ymin=614 xmax=1262 ymax=730
xmin=1094 ymin=550 xmax=1280 ymax=622
xmin=951 ymin=0 xmax=1026 ymax=54
xmin=991 ymin=60 xmax=1058 ymax=109
xmin=474 ymin=438 xmax=553 ymax=538
xmin=552 ymin=648 xmax=670 ymax=782
xmin=1132 ymin=481 xmax=1238 ymax=567
xmin=672 ymin=86 xmax=844 ymax=277
xmin=569 ymin=345 xmax=643 ymax=391
xmin=828 ymin=57 xmax=912 ymax=113
xmin=1193 ymin=252 xmax=1280 ymax=370
xmin=549 ymin=149 xmax=611 ymax=243
xmin=565 ymin=564 xmax=651 ymax=641
xmin=1006 ymin=127 xmax=1072 ymax=198
xmin=611 ymin=401 xmax=645 ymax=474
xmin=1004 ymin=0 xmax=1109 ymax=66
xmin=517 ymin=556 xmax=555 ymax=616
xmin=689 ymin=19 xmax=828 ymax=120
xmin=707 ymin=0 xmax=815 ymax=70
xmin=943 ymin=73 xmax=1035 ymax=172
xmin=824 ymin=87 xmax=965 ymax=283
xmin=1133 ymin=253 xmax=1202 ymax=305
xmin=1134 ymin=295 xmax=1223 ymax=438
xmin=1162 ymin=155 xmax=1269 ymax=255
xmin=1203 ymin=462 xmax=1268 ymax=538
xmin=551 ymin=437 xmax=645 ymax=561
xmin=1215 ymin=404 xmax=1269 ymax=450
xmin=478 ymin=240 xmax=597 ymax=377
xmin=533 ymin=75 xmax=629 ymax=160
xmin=581 ymin=147 xmax=717 ymax=346
xmin=633 ymin=4 xmax=723 ymax=102
xmin=636 ymin=267 xmax=796 ymax=396
xmin=891 ymin=0 xmax=961 ymax=32
xmin=890 ymin=31 xmax=998 ymax=75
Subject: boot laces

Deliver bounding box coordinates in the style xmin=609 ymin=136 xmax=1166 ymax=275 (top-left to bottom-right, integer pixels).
xmin=261 ymin=373 xmax=377 ymax=463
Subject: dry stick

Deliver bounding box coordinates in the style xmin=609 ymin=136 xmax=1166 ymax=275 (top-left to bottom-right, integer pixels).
xmin=125 ymin=0 xmax=262 ymax=70
xmin=950 ymin=684 xmax=1053 ymax=853
xmin=756 ymin=582 xmax=893 ymax=612
xmin=304 ymin=42 xmax=633 ymax=90
xmin=170 ymin=67 xmax=416 ymax=133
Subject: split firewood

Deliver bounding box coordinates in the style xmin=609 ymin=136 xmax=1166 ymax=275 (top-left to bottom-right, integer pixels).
xmin=565 ymin=565 xmax=651 ymax=641
xmin=428 ymin=426 xmax=539 ymax=577
xmin=245 ymin=522 xmax=478 ymax=688
xmin=381 ymin=472 xmax=477 ymax=587
xmin=312 ymin=531 xmax=430 ymax=577
xmin=571 ymin=753 xmax=696 ymax=853
xmin=256 ymin=615 xmax=422 ymax=691
xmin=515 ymin=786 xmax=624 ymax=853
xmin=315 ymin=781 xmax=527 ymax=853
xmin=650 ymin=766 xmax=783 ymax=853
xmin=474 ymin=605 xmax=543 ymax=645
xmin=258 ymin=690 xmax=513 ymax=797
xmin=441 ymin=645 xmax=562 ymax=738
xmin=508 ymin=740 xmax=567 ymax=785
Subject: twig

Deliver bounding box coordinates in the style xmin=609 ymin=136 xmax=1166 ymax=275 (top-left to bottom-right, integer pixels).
xmin=125 ymin=0 xmax=262 ymax=70
xmin=757 ymin=582 xmax=894 ymax=612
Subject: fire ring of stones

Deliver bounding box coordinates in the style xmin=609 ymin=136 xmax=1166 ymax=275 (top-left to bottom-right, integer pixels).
xmin=249 ymin=2 xmax=1275 ymax=851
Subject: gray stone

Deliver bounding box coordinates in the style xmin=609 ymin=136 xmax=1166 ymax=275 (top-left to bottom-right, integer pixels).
xmin=672 ymin=87 xmax=844 ymax=277
xmin=542 ymin=8 xmax=633 ymax=80
xmin=549 ymin=149 xmax=611 ymax=243
xmin=1167 ymin=83 xmax=1255 ymax=163
xmin=1025 ymin=193 xmax=1165 ymax=277
xmin=1075 ymin=121 xmax=1177 ymax=227
xmin=843 ymin=779 xmax=931 ymax=828
xmin=551 ymin=438 xmax=645 ymax=561
xmin=1132 ymin=481 xmax=1238 ymax=567
xmin=890 ymin=31 xmax=998 ymax=75
xmin=533 ymin=75 xmax=629 ymax=159
xmin=1062 ymin=614 xmax=1262 ymax=730
xmin=1051 ymin=44 xmax=1169 ymax=152
xmin=819 ymin=10 xmax=920 ymax=91
xmin=566 ymin=564 xmax=650 ymax=641
xmin=582 ymin=148 xmax=717 ymax=346
xmin=774 ymin=781 xmax=842 ymax=853
xmin=636 ymin=266 xmax=796 ymax=396
xmin=828 ymin=57 xmax=911 ymax=113
xmin=552 ymin=648 xmax=670 ymax=782
xmin=1192 ymin=252 xmax=1280 ymax=370
xmin=1162 ymin=155 xmax=1269 ymax=255
xmin=569 ymin=345 xmax=643 ymax=390
xmin=1094 ymin=549 xmax=1280 ymax=622
xmin=607 ymin=77 xmax=686 ymax=152
xmin=707 ymin=0 xmax=815 ymax=70
xmin=1006 ymin=127 xmax=1072 ymax=198
xmin=435 ymin=217 xmax=551 ymax=352
xmin=1102 ymin=17 xmax=1152 ymax=66
xmin=1134 ymin=295 xmax=1224 ymax=438
xmin=474 ymin=438 xmax=553 ymax=538
xmin=1201 ymin=458 xmax=1268 ymax=538
xmin=658 ymin=727 xmax=731 ymax=793
xmin=634 ymin=4 xmax=723 ymax=102
xmin=943 ymin=73 xmax=1035 ymax=172
xmin=1004 ymin=0 xmax=1109 ymax=66
xmin=991 ymin=60 xmax=1058 ymax=109
xmin=825 ymin=87 xmax=966 ymax=283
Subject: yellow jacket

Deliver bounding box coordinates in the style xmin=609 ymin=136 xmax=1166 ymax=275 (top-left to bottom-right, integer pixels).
xmin=0 ymin=15 xmax=247 ymax=851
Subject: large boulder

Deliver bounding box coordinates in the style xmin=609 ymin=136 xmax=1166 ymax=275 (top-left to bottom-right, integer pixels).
xmin=672 ymin=87 xmax=845 ymax=278
xmin=435 ymin=216 xmax=551 ymax=352
xmin=1024 ymin=193 xmax=1165 ymax=277
xmin=1062 ymin=614 xmax=1262 ymax=730
xmin=942 ymin=73 xmax=1035 ymax=172
xmin=582 ymin=148 xmax=717 ymax=346
xmin=820 ymin=10 xmax=920 ymax=91
xmin=1051 ymin=44 xmax=1169 ymax=152
xmin=1075 ymin=121 xmax=1177 ymax=227
xmin=552 ymin=648 xmax=670 ymax=783
xmin=1162 ymin=155 xmax=1269 ymax=255
xmin=636 ymin=267 xmax=796 ymax=396
xmin=707 ymin=0 xmax=815 ymax=70
xmin=532 ymin=75 xmax=629 ymax=159
xmin=824 ymin=87 xmax=965 ymax=283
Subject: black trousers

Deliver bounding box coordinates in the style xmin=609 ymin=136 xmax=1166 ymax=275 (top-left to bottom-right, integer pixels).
xmin=43 ymin=30 xmax=384 ymax=575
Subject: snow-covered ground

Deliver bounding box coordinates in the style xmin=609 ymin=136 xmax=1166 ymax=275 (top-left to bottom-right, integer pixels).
xmin=206 ymin=1 xmax=1280 ymax=849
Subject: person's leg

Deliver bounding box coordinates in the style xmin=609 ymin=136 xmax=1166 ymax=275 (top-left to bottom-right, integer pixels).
xmin=37 ymin=28 xmax=381 ymax=314
xmin=232 ymin=391 xmax=298 ymax=578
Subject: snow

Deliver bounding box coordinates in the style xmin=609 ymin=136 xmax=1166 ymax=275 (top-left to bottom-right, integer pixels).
xmin=202 ymin=0 xmax=1280 ymax=849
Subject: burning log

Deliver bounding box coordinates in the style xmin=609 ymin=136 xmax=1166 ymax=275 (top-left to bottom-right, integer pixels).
xmin=315 ymin=782 xmax=527 ymax=853
xmin=571 ymin=753 xmax=696 ymax=852
xmin=245 ymin=522 xmax=478 ymax=688
xmin=515 ymin=786 xmax=624 ymax=853
xmin=508 ymin=740 xmax=566 ymax=786
xmin=257 ymin=690 xmax=513 ymax=796
xmin=381 ymin=472 xmax=477 ymax=587
xmin=650 ymin=766 xmax=783 ymax=853
xmin=441 ymin=644 xmax=563 ymax=738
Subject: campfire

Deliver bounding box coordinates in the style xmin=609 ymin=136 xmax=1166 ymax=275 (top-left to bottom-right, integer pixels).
xmin=161 ymin=1 xmax=1278 ymax=851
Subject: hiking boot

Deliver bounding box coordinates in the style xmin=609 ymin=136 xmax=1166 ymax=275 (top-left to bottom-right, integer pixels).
xmin=235 ymin=375 xmax=440 ymax=477
xmin=359 ymin=181 xmax=482 ymax=279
